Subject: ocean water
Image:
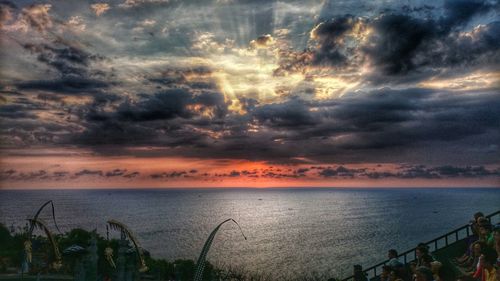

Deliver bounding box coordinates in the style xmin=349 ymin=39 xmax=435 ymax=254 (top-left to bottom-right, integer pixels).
xmin=0 ymin=188 xmax=499 ymax=279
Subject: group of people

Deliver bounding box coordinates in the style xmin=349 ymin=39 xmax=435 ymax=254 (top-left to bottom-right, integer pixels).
xmin=454 ymin=212 xmax=500 ymax=281
xmin=352 ymin=212 xmax=500 ymax=281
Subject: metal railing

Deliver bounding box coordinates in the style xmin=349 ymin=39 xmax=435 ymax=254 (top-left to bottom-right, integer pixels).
xmin=341 ymin=210 xmax=500 ymax=281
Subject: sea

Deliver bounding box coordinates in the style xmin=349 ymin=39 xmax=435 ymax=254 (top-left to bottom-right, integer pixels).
xmin=0 ymin=188 xmax=499 ymax=279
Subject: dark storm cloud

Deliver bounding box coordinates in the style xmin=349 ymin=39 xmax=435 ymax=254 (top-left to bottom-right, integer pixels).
xmin=75 ymin=88 xmax=228 ymax=146
xmin=0 ymin=104 xmax=38 ymax=119
xmin=310 ymin=164 xmax=500 ymax=179
xmin=105 ymin=169 xmax=127 ymax=177
xmin=69 ymin=84 xmax=500 ymax=165
xmin=0 ymin=168 xmax=142 ymax=181
xmin=4 ymin=5 xmax=112 ymax=96
xmin=90 ymin=89 xmax=227 ymax=122
xmin=36 ymin=93 xmax=64 ymax=102
xmin=0 ymin=169 xmax=17 ymax=180
xmin=123 ymin=171 xmax=140 ymax=178
xmin=75 ymin=120 xmax=158 ymax=146
xmin=148 ymin=66 xmax=214 ymax=87
xmin=363 ymin=0 xmax=500 ymax=78
xmin=363 ymin=14 xmax=438 ymax=75
xmin=437 ymin=21 xmax=500 ymax=68
xmin=364 ymin=19 xmax=500 ymax=79
xmin=150 ymin=171 xmax=187 ymax=179
xmin=308 ymin=88 xmax=500 ymax=149
xmin=73 ymin=169 xmax=141 ymax=179
xmin=310 ymin=15 xmax=361 ymax=66
xmin=242 ymin=87 xmax=499 ymax=163
xmin=296 ymin=168 xmax=309 ymax=174
xmin=277 ymin=0 xmax=500 ymax=81
xmin=52 ymin=171 xmax=69 ymax=180
xmin=238 ymin=97 xmax=259 ymax=112
xmin=114 ymin=90 xmax=196 ymax=121
xmin=17 ymin=76 xmax=110 ymax=94
xmin=22 ymin=43 xmax=104 ymax=76
xmin=430 ymin=165 xmax=500 ymax=178
xmin=2 ymin=170 xmax=48 ymax=181
xmin=318 ymin=166 xmax=365 ymax=178
xmin=14 ymin=42 xmax=111 ymax=95
xmin=441 ymin=0 xmax=495 ymax=28
xmin=74 ymin=169 xmax=103 ymax=177
xmin=362 ymin=165 xmax=500 ymax=179
xmin=252 ymin=98 xmax=315 ymax=127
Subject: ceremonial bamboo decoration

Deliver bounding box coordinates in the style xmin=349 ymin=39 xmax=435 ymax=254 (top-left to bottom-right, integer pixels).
xmin=27 ymin=200 xmax=61 ymax=238
xmin=23 ymin=200 xmax=61 ymax=276
xmin=194 ymin=219 xmax=247 ymax=281
xmin=27 ymin=218 xmax=63 ymax=271
xmin=107 ymin=220 xmax=148 ymax=273
xmin=104 ymin=225 xmax=116 ymax=268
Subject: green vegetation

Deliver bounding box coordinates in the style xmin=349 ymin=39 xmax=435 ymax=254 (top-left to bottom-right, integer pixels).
xmin=0 ymin=223 xmax=220 ymax=280
xmin=0 ymin=223 xmax=337 ymax=280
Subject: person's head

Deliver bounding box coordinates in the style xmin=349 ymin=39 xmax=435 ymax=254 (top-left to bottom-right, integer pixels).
xmin=479 ymin=223 xmax=492 ymax=238
xmin=430 ymin=261 xmax=442 ymax=274
xmin=388 ymin=249 xmax=398 ymax=259
xmin=353 ymin=264 xmax=363 ymax=274
xmin=409 ymin=262 xmax=417 ymax=273
xmin=414 ymin=266 xmax=433 ymax=281
xmin=389 ymin=270 xmax=399 ymax=281
xmin=416 ymin=245 xmax=428 ymax=258
xmin=472 ymin=215 xmax=485 ymax=234
xmin=474 ymin=212 xmax=484 ymax=221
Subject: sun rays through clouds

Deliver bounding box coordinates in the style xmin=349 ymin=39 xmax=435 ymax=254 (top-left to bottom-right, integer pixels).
xmin=1 ymin=0 xmax=499 ymax=188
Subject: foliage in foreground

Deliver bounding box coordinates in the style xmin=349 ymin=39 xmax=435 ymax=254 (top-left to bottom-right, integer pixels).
xmin=0 ymin=223 xmax=338 ymax=280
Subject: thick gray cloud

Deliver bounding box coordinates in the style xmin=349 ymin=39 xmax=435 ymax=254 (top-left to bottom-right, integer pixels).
xmin=279 ymin=0 xmax=500 ymax=82
xmin=75 ymin=88 xmax=229 ymax=146
xmin=252 ymin=98 xmax=316 ymax=128
xmin=59 ymin=86 xmax=499 ymax=165
xmin=309 ymin=15 xmax=361 ymax=67
xmin=14 ymin=41 xmax=111 ymax=95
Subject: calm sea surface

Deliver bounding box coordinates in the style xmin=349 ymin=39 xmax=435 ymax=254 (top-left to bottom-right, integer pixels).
xmin=0 ymin=188 xmax=499 ymax=279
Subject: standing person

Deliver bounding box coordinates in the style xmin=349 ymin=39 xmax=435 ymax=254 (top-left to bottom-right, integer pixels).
xmin=353 ymin=264 xmax=368 ymax=281
xmin=464 ymin=241 xmax=487 ymax=276
xmin=416 ymin=245 xmax=430 ymax=267
xmin=455 ymin=212 xmax=485 ymax=264
xmin=387 ymin=249 xmax=403 ymax=268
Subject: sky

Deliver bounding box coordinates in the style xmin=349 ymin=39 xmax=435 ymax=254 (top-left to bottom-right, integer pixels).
xmin=0 ymin=0 xmax=499 ymax=188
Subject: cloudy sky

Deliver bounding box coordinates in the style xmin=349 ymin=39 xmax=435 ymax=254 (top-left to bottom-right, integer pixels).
xmin=0 ymin=0 xmax=499 ymax=188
